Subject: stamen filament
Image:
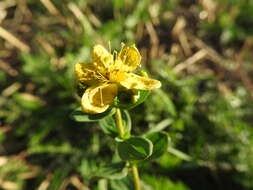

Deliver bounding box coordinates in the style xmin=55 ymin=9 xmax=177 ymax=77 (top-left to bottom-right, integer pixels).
xmin=113 ymin=50 xmax=118 ymax=61
xmin=108 ymin=41 xmax=111 ymax=53
xmin=99 ymin=87 xmax=104 ymax=106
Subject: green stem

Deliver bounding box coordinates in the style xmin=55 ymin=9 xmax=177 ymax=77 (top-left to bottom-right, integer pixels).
xmin=115 ymin=108 xmax=125 ymax=138
xmin=131 ymin=163 xmax=141 ymax=190
xmin=114 ymin=108 xmax=141 ymax=190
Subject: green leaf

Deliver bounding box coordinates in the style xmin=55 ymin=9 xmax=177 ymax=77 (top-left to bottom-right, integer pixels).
xmin=143 ymin=174 xmax=189 ymax=190
xmin=146 ymin=132 xmax=170 ymax=160
xmin=145 ymin=119 xmax=173 ymax=134
xmin=117 ymin=136 xmax=153 ymax=161
xmin=167 ymin=147 xmax=192 ymax=161
xmin=97 ymin=162 xmax=128 ymax=179
xmin=99 ymin=110 xmax=131 ymax=138
xmin=79 ymin=160 xmax=127 ymax=180
xmin=114 ymin=90 xmax=150 ymax=110
xmin=109 ymin=176 xmax=134 ymax=190
xmin=155 ymin=89 xmax=176 ymax=116
xmin=14 ymin=93 xmax=44 ymax=110
xmin=97 ymin=179 xmax=108 ymax=190
xmin=70 ymin=107 xmax=116 ymax=122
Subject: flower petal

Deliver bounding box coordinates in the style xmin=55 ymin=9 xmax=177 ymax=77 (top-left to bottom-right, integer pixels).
xmin=118 ymin=45 xmax=141 ymax=72
xmin=81 ymin=83 xmax=118 ymax=114
xmin=92 ymin=45 xmax=113 ymax=74
xmin=120 ymin=73 xmax=161 ymax=90
xmin=75 ymin=62 xmax=107 ymax=85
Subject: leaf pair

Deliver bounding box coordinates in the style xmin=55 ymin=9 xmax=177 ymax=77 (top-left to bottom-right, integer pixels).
xmin=117 ymin=132 xmax=170 ymax=161
xmin=86 ymin=132 xmax=170 ymax=180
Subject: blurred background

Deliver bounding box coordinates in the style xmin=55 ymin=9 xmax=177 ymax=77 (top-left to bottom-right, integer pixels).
xmin=1 ymin=0 xmax=253 ymax=189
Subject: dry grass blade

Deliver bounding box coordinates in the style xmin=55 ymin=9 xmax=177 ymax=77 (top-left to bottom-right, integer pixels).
xmin=172 ymin=17 xmax=186 ymax=36
xmin=19 ymin=171 xmax=38 ymax=179
xmin=0 ymin=156 xmax=8 ymax=167
xmin=70 ymin=175 xmax=90 ymax=190
xmin=0 ymin=60 xmax=18 ymax=76
xmin=36 ymin=37 xmax=56 ymax=55
xmin=40 ymin=0 xmax=60 ymax=15
xmin=173 ymin=49 xmax=207 ymax=73
xmin=0 ymin=26 xmax=30 ymax=53
xmin=191 ymin=36 xmax=226 ymax=64
xmin=58 ymin=178 xmax=70 ymax=190
xmin=37 ymin=174 xmax=52 ymax=190
xmin=86 ymin=8 xmax=102 ymax=28
xmin=0 ymin=126 xmax=12 ymax=134
xmin=0 ymin=0 xmax=17 ymax=10
xmin=0 ymin=181 xmax=18 ymax=190
xmin=68 ymin=2 xmax=93 ymax=34
xmin=178 ymin=32 xmax=192 ymax=56
xmin=200 ymin=0 xmax=217 ymax=22
xmin=2 ymin=82 xmax=21 ymax=97
xmin=172 ymin=17 xmax=192 ymax=56
xmin=145 ymin=21 xmax=159 ymax=58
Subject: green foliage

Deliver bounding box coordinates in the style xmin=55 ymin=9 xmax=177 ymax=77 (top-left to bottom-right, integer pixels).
xmin=145 ymin=132 xmax=170 ymax=161
xmin=114 ymin=90 xmax=150 ymax=110
xmin=143 ymin=175 xmax=189 ymax=190
xmin=97 ymin=162 xmax=128 ymax=179
xmin=200 ymin=0 xmax=253 ymax=44
xmin=1 ymin=0 xmax=253 ymax=189
xmin=71 ymin=107 xmax=116 ymax=122
xmin=117 ymin=136 xmax=153 ymax=161
xmin=79 ymin=160 xmax=128 ymax=180
xmin=99 ymin=110 xmax=132 ymax=138
xmin=0 ymin=159 xmax=30 ymax=189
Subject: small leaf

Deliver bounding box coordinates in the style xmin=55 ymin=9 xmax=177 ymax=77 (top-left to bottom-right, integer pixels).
xmin=97 ymin=162 xmax=128 ymax=179
xmin=114 ymin=90 xmax=150 ymax=110
xmin=79 ymin=160 xmax=127 ymax=180
xmin=14 ymin=93 xmax=44 ymax=110
xmin=99 ymin=110 xmax=131 ymax=138
xmin=70 ymin=107 xmax=116 ymax=122
xmin=146 ymin=132 xmax=170 ymax=160
xmin=145 ymin=119 xmax=173 ymax=134
xmin=109 ymin=176 xmax=134 ymax=190
xmin=155 ymin=89 xmax=176 ymax=116
xmin=117 ymin=136 xmax=153 ymax=161
xmin=167 ymin=147 xmax=192 ymax=161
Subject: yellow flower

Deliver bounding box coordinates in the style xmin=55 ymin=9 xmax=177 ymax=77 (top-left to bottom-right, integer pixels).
xmin=75 ymin=44 xmax=161 ymax=114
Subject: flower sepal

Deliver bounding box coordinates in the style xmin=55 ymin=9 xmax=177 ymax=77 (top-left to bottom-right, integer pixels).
xmin=70 ymin=107 xmax=116 ymax=122
xmin=113 ymin=90 xmax=150 ymax=110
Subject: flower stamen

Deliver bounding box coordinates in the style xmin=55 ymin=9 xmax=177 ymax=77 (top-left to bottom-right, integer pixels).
xmin=99 ymin=87 xmax=104 ymax=106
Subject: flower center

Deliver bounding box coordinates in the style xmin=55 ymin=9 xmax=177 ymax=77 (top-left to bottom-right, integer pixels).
xmin=109 ymin=70 xmax=126 ymax=83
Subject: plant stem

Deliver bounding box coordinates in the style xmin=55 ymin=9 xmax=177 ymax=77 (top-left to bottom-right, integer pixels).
xmin=115 ymin=108 xmax=141 ymax=190
xmin=131 ymin=163 xmax=141 ymax=190
xmin=115 ymin=108 xmax=125 ymax=138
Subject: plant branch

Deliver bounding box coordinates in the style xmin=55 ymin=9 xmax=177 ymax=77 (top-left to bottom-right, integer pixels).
xmin=115 ymin=108 xmax=125 ymax=138
xmin=114 ymin=108 xmax=142 ymax=190
xmin=131 ymin=163 xmax=141 ymax=190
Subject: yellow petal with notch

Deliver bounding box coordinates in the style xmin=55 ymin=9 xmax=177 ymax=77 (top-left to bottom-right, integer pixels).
xmin=75 ymin=62 xmax=108 ymax=86
xmin=92 ymin=45 xmax=113 ymax=74
xmin=120 ymin=73 xmax=161 ymax=90
xmin=81 ymin=83 xmax=118 ymax=114
xmin=118 ymin=45 xmax=141 ymax=72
